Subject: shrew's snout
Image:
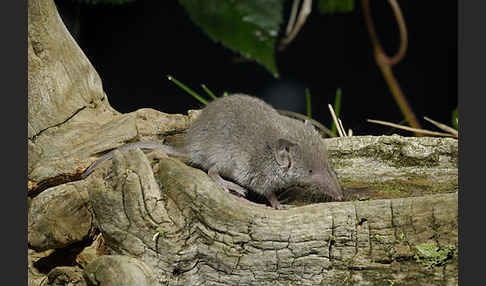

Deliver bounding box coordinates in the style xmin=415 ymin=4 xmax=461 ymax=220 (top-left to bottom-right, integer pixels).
xmin=312 ymin=169 xmax=343 ymax=201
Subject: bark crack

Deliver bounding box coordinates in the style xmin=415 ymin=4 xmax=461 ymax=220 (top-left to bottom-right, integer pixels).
xmin=28 ymin=172 xmax=84 ymax=198
xmin=136 ymin=171 xmax=161 ymax=226
xmin=29 ymin=105 xmax=87 ymax=142
xmin=367 ymin=223 xmax=373 ymax=257
xmin=353 ymin=203 xmax=359 ymax=257
xmin=329 ymin=215 xmax=335 ymax=264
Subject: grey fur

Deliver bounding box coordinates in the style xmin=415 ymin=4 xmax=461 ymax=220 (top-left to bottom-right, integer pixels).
xmin=81 ymin=94 xmax=343 ymax=209
xmin=184 ymin=94 xmax=343 ymax=208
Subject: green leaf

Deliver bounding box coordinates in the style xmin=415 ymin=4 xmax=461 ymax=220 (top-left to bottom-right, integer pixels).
xmin=318 ymin=0 xmax=354 ymax=14
xmin=451 ymin=107 xmax=458 ymax=130
xmin=178 ymin=0 xmax=283 ymax=77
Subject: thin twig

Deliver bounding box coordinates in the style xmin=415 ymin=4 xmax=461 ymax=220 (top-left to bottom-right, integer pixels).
xmin=279 ymin=0 xmax=312 ymax=50
xmin=361 ymin=0 xmax=421 ymax=133
xmin=361 ymin=0 xmax=407 ymax=65
xmin=286 ymin=0 xmax=301 ymax=35
xmin=328 ymin=104 xmax=344 ymax=137
xmin=385 ymin=0 xmax=408 ymax=65
xmin=367 ymin=119 xmax=456 ymax=137
xmin=423 ymin=116 xmax=458 ymax=137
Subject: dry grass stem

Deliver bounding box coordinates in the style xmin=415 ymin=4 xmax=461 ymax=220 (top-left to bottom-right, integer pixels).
xmin=423 ymin=116 xmax=458 ymax=137
xmin=338 ymin=119 xmax=347 ymax=137
xmin=328 ymin=104 xmax=345 ymax=137
xmin=367 ymin=119 xmax=457 ymax=138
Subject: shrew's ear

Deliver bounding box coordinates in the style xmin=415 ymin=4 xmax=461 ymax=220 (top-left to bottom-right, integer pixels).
xmin=275 ymin=139 xmax=297 ymax=168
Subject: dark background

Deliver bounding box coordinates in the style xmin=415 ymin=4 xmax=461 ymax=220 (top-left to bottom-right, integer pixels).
xmin=54 ymin=0 xmax=457 ymax=136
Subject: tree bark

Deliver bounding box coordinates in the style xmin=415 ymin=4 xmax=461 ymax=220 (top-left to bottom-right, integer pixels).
xmin=83 ymin=148 xmax=457 ymax=285
xmin=27 ymin=0 xmax=458 ymax=285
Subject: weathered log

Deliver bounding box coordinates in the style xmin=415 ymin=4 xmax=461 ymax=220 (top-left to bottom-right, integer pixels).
xmin=84 ymin=146 xmax=457 ymax=285
xmin=28 ymin=0 xmax=194 ymax=196
xmin=28 ymin=181 xmax=94 ymax=251
xmin=46 ymin=267 xmax=87 ymax=286
xmin=27 ymin=0 xmax=458 ymax=285
xmin=84 ymin=255 xmax=158 ymax=286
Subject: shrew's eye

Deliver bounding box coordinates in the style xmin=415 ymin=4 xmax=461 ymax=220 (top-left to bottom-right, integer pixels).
xmin=309 ymin=169 xmax=313 ymax=174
